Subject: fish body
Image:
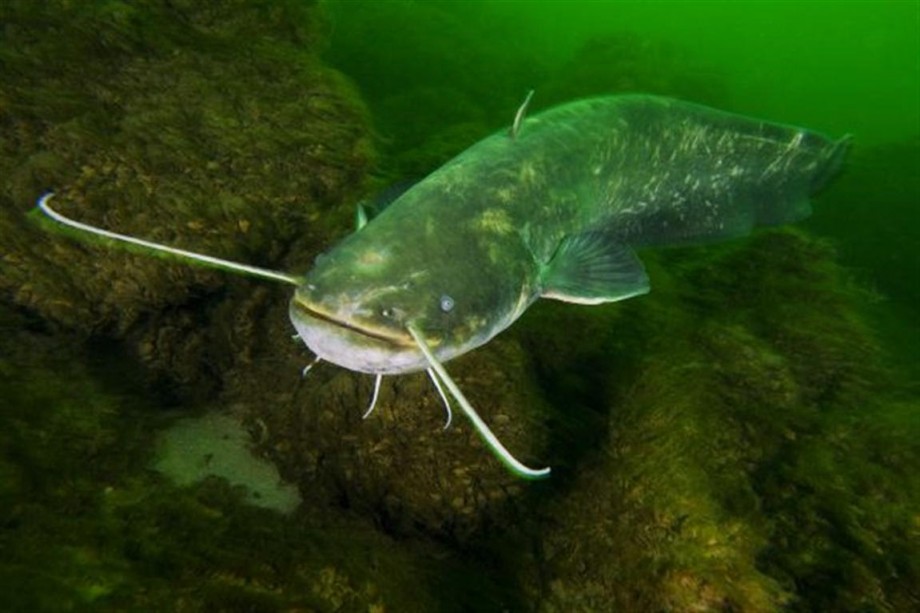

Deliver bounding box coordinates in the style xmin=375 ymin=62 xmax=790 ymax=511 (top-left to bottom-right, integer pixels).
xmin=291 ymin=95 xmax=849 ymax=375
xmin=36 ymin=94 xmax=850 ymax=478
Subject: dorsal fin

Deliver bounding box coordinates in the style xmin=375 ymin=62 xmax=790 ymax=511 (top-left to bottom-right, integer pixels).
xmin=510 ymin=89 xmax=535 ymax=140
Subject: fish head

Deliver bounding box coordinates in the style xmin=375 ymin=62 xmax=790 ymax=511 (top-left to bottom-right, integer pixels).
xmin=289 ymin=226 xmax=531 ymax=375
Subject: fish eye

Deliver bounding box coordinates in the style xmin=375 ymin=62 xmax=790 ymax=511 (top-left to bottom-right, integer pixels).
xmin=439 ymin=295 xmax=455 ymax=313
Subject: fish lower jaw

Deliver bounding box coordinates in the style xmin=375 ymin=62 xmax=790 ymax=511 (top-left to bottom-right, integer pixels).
xmin=289 ymin=298 xmax=412 ymax=347
xmin=288 ymin=301 xmax=427 ymax=375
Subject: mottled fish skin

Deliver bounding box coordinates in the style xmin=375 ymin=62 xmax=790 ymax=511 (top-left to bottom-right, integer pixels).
xmin=291 ymin=95 xmax=849 ymax=374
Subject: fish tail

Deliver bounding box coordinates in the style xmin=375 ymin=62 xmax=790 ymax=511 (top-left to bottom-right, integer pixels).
xmin=811 ymin=134 xmax=852 ymax=193
xmin=753 ymin=133 xmax=851 ymax=227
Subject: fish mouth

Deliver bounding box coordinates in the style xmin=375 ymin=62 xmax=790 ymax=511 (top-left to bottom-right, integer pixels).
xmin=291 ymin=298 xmax=413 ymax=347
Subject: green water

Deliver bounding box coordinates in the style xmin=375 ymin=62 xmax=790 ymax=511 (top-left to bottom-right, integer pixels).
xmin=1 ymin=1 xmax=918 ymax=610
xmin=497 ymin=0 xmax=919 ymax=145
xmin=327 ymin=0 xmax=919 ymax=145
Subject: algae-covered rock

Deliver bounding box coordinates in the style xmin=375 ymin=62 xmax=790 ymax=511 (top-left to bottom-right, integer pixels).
xmin=514 ymin=230 xmax=919 ymax=610
xmin=0 ymin=303 xmax=514 ymax=612
xmin=0 ymin=0 xmax=373 ymax=394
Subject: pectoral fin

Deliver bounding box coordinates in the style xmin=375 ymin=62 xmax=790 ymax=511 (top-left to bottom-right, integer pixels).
xmin=540 ymin=230 xmax=650 ymax=304
xmin=355 ymin=179 xmax=419 ymax=231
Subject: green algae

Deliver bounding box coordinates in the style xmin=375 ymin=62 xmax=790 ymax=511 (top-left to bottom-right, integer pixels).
xmin=0 ymin=305 xmax=514 ymax=611
xmin=0 ymin=0 xmax=374 ymax=386
xmin=513 ymin=230 xmax=918 ymax=610
xmin=0 ymin=0 xmax=378 ymax=419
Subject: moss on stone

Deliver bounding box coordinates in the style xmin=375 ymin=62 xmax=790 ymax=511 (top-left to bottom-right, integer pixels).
xmin=0 ymin=0 xmax=374 ymax=398
xmin=515 ymin=230 xmax=918 ymax=610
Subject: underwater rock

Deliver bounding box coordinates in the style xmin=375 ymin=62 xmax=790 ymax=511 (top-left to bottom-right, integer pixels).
xmin=0 ymin=0 xmax=374 ymax=395
xmin=0 ymin=305 xmax=510 ymax=611
xmin=516 ymin=230 xmax=918 ymax=610
xmin=521 ymin=331 xmax=791 ymax=611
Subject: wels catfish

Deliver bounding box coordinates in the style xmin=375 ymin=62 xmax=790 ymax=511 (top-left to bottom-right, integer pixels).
xmin=36 ymin=94 xmax=850 ymax=479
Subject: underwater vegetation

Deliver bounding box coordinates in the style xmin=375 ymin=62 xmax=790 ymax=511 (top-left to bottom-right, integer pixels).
xmin=1 ymin=305 xmax=499 ymax=611
xmin=2 ymin=0 xmax=918 ymax=610
xmin=0 ymin=0 xmax=373 ymax=400
xmin=514 ymin=230 xmax=919 ymax=611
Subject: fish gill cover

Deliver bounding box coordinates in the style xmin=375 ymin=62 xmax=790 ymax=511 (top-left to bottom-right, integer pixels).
xmin=1 ymin=0 xmax=918 ymax=610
